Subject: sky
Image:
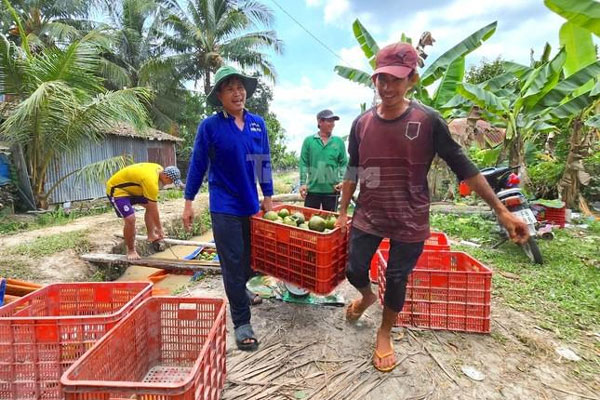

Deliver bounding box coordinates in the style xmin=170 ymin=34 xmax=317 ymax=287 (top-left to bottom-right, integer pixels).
xmin=263 ymin=0 xmax=570 ymax=154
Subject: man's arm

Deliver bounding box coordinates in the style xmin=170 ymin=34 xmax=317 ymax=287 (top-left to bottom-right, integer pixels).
xmin=335 ymin=138 xmax=349 ymax=192
xmin=259 ymin=119 xmax=273 ymax=211
xmin=464 ymin=174 xmax=529 ymax=244
xmin=144 ymin=201 xmax=163 ymax=239
xmin=432 ymin=115 xmax=529 ymax=244
xmin=299 ymin=138 xmax=309 ymax=198
xmin=336 ymin=120 xmax=360 ymax=231
xmin=183 ymin=122 xmax=210 ymax=230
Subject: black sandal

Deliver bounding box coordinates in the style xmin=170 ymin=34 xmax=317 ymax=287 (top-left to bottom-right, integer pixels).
xmin=246 ymin=289 xmax=263 ymax=306
xmin=235 ymin=324 xmax=259 ymax=351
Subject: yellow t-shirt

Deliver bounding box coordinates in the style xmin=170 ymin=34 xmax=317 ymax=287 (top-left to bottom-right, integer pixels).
xmin=106 ymin=163 xmax=163 ymax=201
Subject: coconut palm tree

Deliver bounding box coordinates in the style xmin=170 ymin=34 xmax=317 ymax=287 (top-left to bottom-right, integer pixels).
xmin=99 ymin=0 xmax=187 ymax=130
xmin=165 ymin=0 xmax=283 ymax=94
xmin=0 ymin=0 xmax=98 ymax=48
xmin=0 ymin=2 xmax=152 ymax=208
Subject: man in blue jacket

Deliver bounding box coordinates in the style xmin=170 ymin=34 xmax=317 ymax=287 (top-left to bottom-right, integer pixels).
xmin=183 ymin=66 xmax=273 ymax=352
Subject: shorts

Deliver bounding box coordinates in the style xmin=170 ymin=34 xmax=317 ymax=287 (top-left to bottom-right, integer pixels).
xmin=107 ymin=196 xmax=148 ymax=218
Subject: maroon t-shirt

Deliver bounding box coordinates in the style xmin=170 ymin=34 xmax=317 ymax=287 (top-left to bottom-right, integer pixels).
xmin=345 ymin=102 xmax=478 ymax=242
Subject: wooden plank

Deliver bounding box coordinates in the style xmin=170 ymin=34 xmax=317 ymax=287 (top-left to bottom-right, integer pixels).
xmin=81 ymin=253 xmax=222 ymax=274
xmin=115 ymin=234 xmax=217 ymax=248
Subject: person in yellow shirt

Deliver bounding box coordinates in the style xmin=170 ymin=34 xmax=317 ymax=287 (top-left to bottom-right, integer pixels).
xmin=106 ymin=163 xmax=183 ymax=260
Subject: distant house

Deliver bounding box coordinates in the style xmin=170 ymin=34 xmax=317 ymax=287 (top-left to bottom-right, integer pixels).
xmin=0 ymin=99 xmax=183 ymax=206
xmin=45 ymin=124 xmax=183 ymax=204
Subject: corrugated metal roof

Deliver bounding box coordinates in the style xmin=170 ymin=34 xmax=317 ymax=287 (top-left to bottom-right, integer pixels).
xmin=448 ymin=118 xmax=506 ymax=148
xmin=107 ymin=123 xmax=183 ymax=142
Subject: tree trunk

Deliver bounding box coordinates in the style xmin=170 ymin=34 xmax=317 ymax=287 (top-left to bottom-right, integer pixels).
xmin=558 ymin=118 xmax=588 ymax=209
xmin=204 ymin=70 xmax=211 ymax=95
xmin=507 ymin=133 xmax=530 ymax=187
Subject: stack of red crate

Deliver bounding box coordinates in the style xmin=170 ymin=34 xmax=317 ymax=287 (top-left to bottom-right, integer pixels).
xmin=377 ymin=249 xmax=492 ymax=333
xmin=61 ymin=297 xmax=227 ymax=400
xmin=368 ymin=231 xmax=451 ymax=282
xmin=0 ymin=282 xmax=152 ymax=399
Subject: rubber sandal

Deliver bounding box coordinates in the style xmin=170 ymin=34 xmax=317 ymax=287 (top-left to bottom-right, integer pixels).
xmin=372 ymin=340 xmax=397 ymax=372
xmin=234 ymin=324 xmax=259 ymax=352
xmin=345 ymin=299 xmax=366 ymax=322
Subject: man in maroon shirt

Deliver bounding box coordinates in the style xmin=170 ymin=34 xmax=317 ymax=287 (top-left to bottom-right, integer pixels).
xmin=336 ymin=42 xmax=529 ymax=372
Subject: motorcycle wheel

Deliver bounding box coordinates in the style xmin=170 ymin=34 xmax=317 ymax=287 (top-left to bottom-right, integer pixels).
xmin=521 ymin=237 xmax=543 ymax=264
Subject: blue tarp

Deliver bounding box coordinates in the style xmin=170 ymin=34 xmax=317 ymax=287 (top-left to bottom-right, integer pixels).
xmin=0 ymin=154 xmax=10 ymax=186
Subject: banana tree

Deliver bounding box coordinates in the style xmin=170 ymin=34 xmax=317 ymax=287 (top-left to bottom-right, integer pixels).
xmin=334 ymin=19 xmax=497 ymax=111
xmin=545 ymin=0 xmax=600 ymax=207
xmin=452 ymin=47 xmax=600 ymax=187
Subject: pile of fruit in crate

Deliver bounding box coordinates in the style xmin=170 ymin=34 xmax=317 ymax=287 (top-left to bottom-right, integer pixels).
xmin=262 ymin=208 xmax=337 ymax=232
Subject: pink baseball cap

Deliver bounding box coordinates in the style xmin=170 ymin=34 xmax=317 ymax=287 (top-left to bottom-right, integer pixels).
xmin=372 ymin=43 xmax=418 ymax=80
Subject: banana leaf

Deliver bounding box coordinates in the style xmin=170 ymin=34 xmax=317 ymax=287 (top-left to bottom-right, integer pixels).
xmin=421 ymin=21 xmax=497 ymax=87
xmin=458 ymin=83 xmax=509 ymax=116
xmin=502 ymin=61 xmax=531 ymax=78
xmin=521 ymin=49 xmax=567 ymax=111
xmin=480 ymin=72 xmax=517 ymax=91
xmin=352 ymin=19 xmax=380 ymax=69
xmin=440 ymin=94 xmax=469 ymax=109
xmin=559 ymin=21 xmax=596 ymax=77
xmin=544 ymin=0 xmax=600 ymax=37
xmin=534 ymin=60 xmax=600 ymax=111
xmin=585 ymin=114 xmax=600 ymax=128
xmin=333 ymin=66 xmax=373 ymax=88
xmin=591 ymin=80 xmax=600 ymax=96
xmin=433 ymin=56 xmax=465 ymax=109
xmin=550 ymin=92 xmax=595 ymax=119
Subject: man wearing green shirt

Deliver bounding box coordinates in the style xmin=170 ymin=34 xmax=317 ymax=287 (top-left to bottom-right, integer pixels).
xmin=299 ymin=109 xmax=348 ymax=211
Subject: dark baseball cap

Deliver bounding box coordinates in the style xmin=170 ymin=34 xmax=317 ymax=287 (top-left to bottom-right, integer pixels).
xmin=316 ymin=109 xmax=340 ymax=120
xmin=372 ymin=42 xmax=418 ymax=80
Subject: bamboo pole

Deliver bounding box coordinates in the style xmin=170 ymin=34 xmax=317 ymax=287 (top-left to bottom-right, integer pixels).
xmin=81 ymin=253 xmax=221 ymax=274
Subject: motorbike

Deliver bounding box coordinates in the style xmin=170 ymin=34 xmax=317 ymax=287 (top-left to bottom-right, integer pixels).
xmin=476 ymin=166 xmax=543 ymax=264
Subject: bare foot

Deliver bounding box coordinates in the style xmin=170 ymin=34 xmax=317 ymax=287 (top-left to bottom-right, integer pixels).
xmin=346 ymin=291 xmax=377 ymax=321
xmin=127 ymin=251 xmax=141 ymax=261
xmin=373 ymin=328 xmax=396 ymax=371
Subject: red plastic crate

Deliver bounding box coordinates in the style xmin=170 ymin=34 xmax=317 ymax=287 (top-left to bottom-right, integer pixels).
xmin=377 ymin=249 xmax=492 ymax=333
xmin=369 ymin=232 xmax=451 ymax=282
xmin=61 ymin=296 xmax=227 ymax=400
xmin=251 ymin=204 xmax=350 ymax=295
xmin=0 ymin=282 xmax=152 ymax=400
xmin=535 ymin=205 xmax=566 ymax=228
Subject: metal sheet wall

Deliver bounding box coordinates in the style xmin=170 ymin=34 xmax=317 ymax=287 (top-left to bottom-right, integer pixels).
xmin=45 ymin=137 xmax=177 ymax=204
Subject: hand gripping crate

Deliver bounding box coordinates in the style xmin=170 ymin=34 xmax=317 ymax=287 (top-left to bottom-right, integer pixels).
xmin=61 ymin=296 xmax=227 ymax=400
xmin=251 ymin=204 xmax=350 ymax=295
xmin=377 ymin=249 xmax=492 ymax=333
xmin=0 ymin=282 xmax=152 ymax=400
xmin=368 ymin=231 xmax=451 ymax=282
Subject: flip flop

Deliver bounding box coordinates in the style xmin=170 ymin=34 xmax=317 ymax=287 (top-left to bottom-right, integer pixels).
xmin=246 ymin=289 xmax=263 ymax=306
xmin=345 ymin=299 xmax=366 ymax=322
xmin=234 ymin=324 xmax=259 ymax=352
xmin=372 ymin=340 xmax=397 ymax=373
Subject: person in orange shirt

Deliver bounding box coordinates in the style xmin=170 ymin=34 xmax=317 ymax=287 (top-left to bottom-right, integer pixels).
xmin=106 ymin=163 xmax=183 ymax=260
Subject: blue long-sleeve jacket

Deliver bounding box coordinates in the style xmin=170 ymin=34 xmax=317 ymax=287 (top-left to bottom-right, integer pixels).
xmin=184 ymin=110 xmax=274 ymax=216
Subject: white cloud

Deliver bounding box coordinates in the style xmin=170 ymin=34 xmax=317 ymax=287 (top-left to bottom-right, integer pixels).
xmin=271 ymin=75 xmax=373 ymax=154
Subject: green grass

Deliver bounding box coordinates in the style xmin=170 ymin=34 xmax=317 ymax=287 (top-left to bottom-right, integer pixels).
xmin=0 ymin=258 xmax=37 ymax=280
xmin=273 ymin=170 xmax=298 ymax=194
xmin=0 ymin=204 xmax=112 ymax=235
xmin=159 ymin=188 xmax=184 ymax=201
xmin=3 ymin=230 xmax=91 ymax=258
xmin=431 ymin=213 xmax=600 ymax=340
xmin=164 ymin=208 xmax=212 ymax=240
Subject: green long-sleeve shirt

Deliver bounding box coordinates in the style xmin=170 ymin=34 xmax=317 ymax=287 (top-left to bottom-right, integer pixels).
xmin=299 ymin=134 xmax=348 ymax=194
